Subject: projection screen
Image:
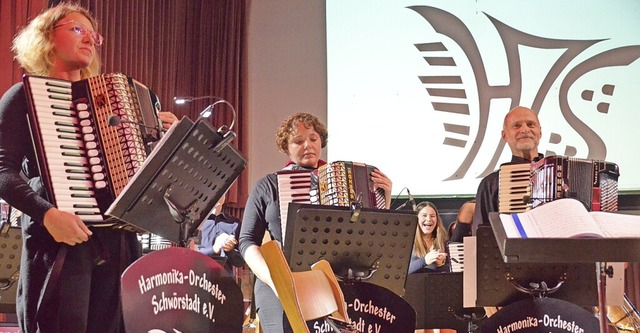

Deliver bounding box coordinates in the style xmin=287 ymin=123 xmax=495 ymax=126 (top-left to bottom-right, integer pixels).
xmin=326 ymin=0 xmax=640 ymax=196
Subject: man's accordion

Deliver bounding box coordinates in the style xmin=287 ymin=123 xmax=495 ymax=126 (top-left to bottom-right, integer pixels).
xmin=499 ymin=155 xmax=619 ymax=213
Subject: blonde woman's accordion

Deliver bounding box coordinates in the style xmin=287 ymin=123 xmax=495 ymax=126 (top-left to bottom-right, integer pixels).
xmin=23 ymin=73 xmax=161 ymax=229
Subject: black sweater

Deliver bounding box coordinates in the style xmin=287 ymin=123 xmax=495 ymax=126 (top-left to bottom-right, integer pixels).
xmin=0 ymin=83 xmax=53 ymax=223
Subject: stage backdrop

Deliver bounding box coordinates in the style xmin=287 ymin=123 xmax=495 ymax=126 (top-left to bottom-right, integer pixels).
xmin=326 ymin=0 xmax=640 ymax=196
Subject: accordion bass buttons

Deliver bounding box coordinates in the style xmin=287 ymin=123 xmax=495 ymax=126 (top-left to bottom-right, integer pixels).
xmin=94 ymin=179 xmax=107 ymax=189
xmin=81 ymin=125 xmax=93 ymax=134
xmin=78 ymin=107 xmax=106 ymax=189
xmin=76 ymin=102 xmax=89 ymax=111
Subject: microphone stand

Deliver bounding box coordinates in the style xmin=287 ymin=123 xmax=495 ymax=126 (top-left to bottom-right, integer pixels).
xmin=396 ymin=200 xmax=412 ymax=210
xmin=393 ymin=187 xmax=414 ymax=210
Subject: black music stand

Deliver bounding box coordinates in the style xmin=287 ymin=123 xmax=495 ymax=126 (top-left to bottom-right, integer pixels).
xmin=283 ymin=203 xmax=417 ymax=297
xmin=488 ymin=211 xmax=640 ymax=263
xmin=474 ymin=224 xmax=598 ymax=307
xmin=0 ymin=226 xmax=21 ymax=313
xmin=107 ymin=117 xmax=247 ymax=246
xmin=404 ymin=272 xmax=478 ymax=332
xmin=283 ymin=203 xmax=418 ymax=332
xmin=404 ymin=272 xmax=486 ymax=332
xmin=488 ymin=212 xmax=640 ymax=332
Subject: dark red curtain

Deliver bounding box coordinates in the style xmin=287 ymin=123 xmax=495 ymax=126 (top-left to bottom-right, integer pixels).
xmin=75 ymin=0 xmax=248 ymax=209
xmin=0 ymin=0 xmax=248 ymax=209
xmin=0 ymin=0 xmax=48 ymax=90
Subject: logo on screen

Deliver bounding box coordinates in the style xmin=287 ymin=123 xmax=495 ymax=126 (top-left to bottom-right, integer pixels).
xmin=410 ymin=5 xmax=640 ymax=180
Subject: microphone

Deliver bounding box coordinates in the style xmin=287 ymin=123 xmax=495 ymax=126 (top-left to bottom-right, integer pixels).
xmin=407 ymin=188 xmax=417 ymax=211
xmin=107 ymin=115 xmax=164 ymax=143
xmin=523 ymin=195 xmax=548 ymax=204
xmin=522 ymin=195 xmax=552 ymax=205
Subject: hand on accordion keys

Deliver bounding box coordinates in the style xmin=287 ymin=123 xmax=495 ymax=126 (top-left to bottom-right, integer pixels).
xmin=370 ymin=168 xmax=393 ymax=209
xmin=157 ymin=111 xmax=179 ymax=129
xmin=42 ymin=207 xmax=93 ymax=246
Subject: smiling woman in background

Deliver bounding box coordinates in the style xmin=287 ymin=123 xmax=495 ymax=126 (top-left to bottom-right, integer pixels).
xmin=408 ymin=201 xmax=449 ymax=274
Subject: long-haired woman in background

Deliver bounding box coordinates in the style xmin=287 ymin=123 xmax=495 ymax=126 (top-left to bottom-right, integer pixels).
xmin=408 ymin=201 xmax=449 ymax=274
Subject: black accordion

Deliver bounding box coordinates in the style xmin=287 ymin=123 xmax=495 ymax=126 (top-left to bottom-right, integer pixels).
xmin=23 ymin=73 xmax=161 ymax=228
xmin=499 ymin=155 xmax=619 ymax=213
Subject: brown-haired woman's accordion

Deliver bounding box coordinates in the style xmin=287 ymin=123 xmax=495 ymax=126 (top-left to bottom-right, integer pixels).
xmin=276 ymin=161 xmax=387 ymax=236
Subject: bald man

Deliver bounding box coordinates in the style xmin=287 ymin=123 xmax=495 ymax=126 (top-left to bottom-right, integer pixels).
xmin=472 ymin=106 xmax=543 ymax=231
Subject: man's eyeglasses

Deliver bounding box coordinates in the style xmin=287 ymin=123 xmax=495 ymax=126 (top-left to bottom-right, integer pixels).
xmin=53 ymin=20 xmax=104 ymax=46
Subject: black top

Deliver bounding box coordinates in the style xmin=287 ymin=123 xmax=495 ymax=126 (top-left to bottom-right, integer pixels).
xmin=238 ymin=172 xmax=281 ymax=255
xmin=472 ymin=154 xmax=543 ymax=233
xmin=0 ymin=83 xmax=54 ymax=223
xmin=238 ymin=163 xmax=317 ymax=255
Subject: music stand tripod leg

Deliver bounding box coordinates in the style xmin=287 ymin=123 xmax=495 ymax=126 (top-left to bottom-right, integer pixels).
xmin=598 ymin=262 xmax=614 ymax=333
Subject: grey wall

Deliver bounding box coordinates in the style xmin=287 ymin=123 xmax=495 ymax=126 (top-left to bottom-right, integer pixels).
xmin=246 ymin=1 xmax=327 ymax=188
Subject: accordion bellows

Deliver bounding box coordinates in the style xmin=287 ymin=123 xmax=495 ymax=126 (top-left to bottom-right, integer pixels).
xmin=316 ymin=161 xmax=386 ymax=209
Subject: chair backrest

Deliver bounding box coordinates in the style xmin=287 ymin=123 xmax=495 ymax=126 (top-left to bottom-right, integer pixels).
xmin=260 ymin=240 xmax=349 ymax=333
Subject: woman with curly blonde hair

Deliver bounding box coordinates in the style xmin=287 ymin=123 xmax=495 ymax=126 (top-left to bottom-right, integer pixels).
xmin=0 ymin=3 xmax=176 ymax=332
xmin=12 ymin=2 xmax=101 ymax=80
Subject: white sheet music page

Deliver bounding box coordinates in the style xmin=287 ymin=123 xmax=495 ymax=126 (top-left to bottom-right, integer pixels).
xmin=499 ymin=214 xmax=522 ymax=238
xmin=591 ymin=211 xmax=640 ymax=238
xmin=502 ymin=199 xmax=604 ymax=238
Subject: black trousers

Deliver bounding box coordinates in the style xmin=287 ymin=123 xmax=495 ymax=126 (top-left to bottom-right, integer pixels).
xmin=18 ymin=227 xmax=140 ymax=333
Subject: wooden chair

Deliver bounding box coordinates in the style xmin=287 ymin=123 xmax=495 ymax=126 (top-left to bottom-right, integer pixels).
xmin=260 ymin=240 xmax=351 ymax=333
